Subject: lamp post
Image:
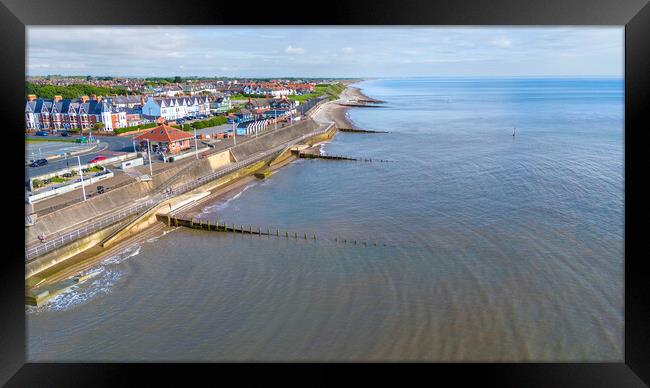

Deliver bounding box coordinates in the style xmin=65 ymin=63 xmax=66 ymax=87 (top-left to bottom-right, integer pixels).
xmin=147 ymin=139 xmax=153 ymax=177
xmin=77 ymin=155 xmax=86 ymax=201
xmin=232 ymin=121 xmax=236 ymax=146
xmin=193 ymin=125 xmax=198 ymax=160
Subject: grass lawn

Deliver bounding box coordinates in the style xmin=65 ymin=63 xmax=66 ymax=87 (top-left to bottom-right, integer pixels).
xmin=26 ymin=138 xmax=77 ymax=143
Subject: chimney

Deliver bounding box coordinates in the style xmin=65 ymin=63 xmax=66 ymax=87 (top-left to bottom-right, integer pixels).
xmin=53 ymin=95 xmax=62 ymax=102
xmin=81 ymin=95 xmax=89 ymax=103
xmin=27 ymin=94 xmax=37 ymax=102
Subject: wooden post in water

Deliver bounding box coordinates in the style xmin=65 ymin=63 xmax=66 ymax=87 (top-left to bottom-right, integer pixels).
xmin=249 ymin=225 xmax=252 ymax=234
xmin=277 ymin=229 xmax=280 ymax=237
xmin=241 ymin=225 xmax=244 ymax=235
xmin=285 ymin=231 xmax=289 ymax=238
xmin=313 ymin=233 xmax=316 ymax=240
xmin=304 ymin=233 xmax=307 ymax=240
xmin=294 ymin=232 xmax=298 ymax=239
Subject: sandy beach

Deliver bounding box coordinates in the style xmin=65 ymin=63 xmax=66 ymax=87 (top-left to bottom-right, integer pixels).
xmin=312 ymin=83 xmax=371 ymax=129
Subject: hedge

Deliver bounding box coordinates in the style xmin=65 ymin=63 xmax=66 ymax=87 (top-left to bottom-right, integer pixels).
xmin=114 ymin=122 xmax=157 ymax=135
xmin=191 ymin=116 xmax=228 ymax=129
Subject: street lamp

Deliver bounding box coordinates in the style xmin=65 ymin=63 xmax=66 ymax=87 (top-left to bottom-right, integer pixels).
xmin=147 ymin=139 xmax=153 ymax=177
xmin=193 ymin=125 xmax=198 ymax=160
xmin=77 ymin=155 xmax=86 ymax=201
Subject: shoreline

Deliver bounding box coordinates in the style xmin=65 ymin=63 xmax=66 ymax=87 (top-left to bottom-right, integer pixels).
xmin=28 ymin=82 xmax=376 ymax=293
xmin=312 ymin=81 xmax=371 ymax=130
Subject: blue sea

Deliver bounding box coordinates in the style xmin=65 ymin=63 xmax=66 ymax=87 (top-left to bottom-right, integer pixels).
xmin=28 ymin=77 xmax=624 ymax=361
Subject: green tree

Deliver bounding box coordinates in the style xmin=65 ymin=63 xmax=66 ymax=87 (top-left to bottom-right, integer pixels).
xmin=93 ymin=122 xmax=105 ymax=131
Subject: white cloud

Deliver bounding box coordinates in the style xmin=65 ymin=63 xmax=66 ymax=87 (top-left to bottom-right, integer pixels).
xmin=285 ymin=45 xmax=305 ymax=54
xmin=490 ymin=37 xmax=512 ymax=48
xmin=342 ymin=47 xmax=354 ymax=54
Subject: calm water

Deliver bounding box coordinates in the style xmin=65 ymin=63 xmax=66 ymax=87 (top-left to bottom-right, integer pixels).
xmin=28 ymin=77 xmax=624 ymax=361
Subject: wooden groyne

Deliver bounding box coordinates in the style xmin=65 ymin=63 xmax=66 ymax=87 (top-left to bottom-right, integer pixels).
xmin=292 ymin=148 xmax=392 ymax=163
xmin=356 ymin=98 xmax=386 ymax=104
xmin=161 ymin=215 xmax=392 ymax=248
xmin=338 ymin=128 xmax=389 ymax=133
xmin=337 ymin=103 xmax=383 ymax=108
xmin=167 ymin=216 xmax=317 ymax=240
xmin=298 ymin=153 xmax=356 ymax=161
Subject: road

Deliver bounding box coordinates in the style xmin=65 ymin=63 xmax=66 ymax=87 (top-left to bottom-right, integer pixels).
xmin=25 ymin=133 xmax=138 ymax=178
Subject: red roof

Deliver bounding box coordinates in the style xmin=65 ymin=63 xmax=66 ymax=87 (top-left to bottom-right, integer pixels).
xmin=134 ymin=124 xmax=194 ymax=143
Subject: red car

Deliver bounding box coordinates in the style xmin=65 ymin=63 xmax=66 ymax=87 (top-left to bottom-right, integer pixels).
xmin=89 ymin=155 xmax=107 ymax=164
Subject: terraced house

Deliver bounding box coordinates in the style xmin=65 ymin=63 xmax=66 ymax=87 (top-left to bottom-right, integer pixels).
xmin=141 ymin=95 xmax=211 ymax=121
xmin=25 ymin=94 xmax=127 ymax=131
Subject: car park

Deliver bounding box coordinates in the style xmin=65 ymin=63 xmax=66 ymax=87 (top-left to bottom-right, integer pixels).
xmin=29 ymin=159 xmax=48 ymax=167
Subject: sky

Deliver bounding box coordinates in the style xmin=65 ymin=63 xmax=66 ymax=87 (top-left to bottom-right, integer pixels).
xmin=27 ymin=27 xmax=623 ymax=78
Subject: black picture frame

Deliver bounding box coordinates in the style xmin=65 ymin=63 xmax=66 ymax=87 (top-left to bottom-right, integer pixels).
xmin=1 ymin=0 xmax=648 ymax=386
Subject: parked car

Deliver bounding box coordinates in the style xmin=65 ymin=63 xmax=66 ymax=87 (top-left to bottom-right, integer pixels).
xmin=176 ymin=119 xmax=185 ymax=124
xmin=62 ymin=172 xmax=73 ymax=178
xmin=29 ymin=159 xmax=48 ymax=167
xmin=96 ymin=185 xmax=105 ymax=194
xmin=89 ymin=155 xmax=107 ymax=164
xmin=35 ymin=131 xmax=48 ymax=136
xmin=75 ymin=136 xmax=87 ymax=144
xmin=60 ymin=131 xmax=70 ymax=137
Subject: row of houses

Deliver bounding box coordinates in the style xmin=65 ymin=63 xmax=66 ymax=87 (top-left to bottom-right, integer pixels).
xmin=228 ymin=98 xmax=299 ymax=124
xmin=25 ymin=94 xmax=233 ymax=131
xmin=25 ymin=95 xmax=127 ymax=131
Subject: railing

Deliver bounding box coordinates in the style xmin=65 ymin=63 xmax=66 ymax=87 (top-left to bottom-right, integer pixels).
xmin=25 ymin=198 xmax=156 ymax=261
xmin=25 ymin=124 xmax=334 ymax=261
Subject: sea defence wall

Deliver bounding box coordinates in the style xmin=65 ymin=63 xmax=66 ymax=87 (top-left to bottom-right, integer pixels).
xmin=25 ymin=160 xmax=210 ymax=244
xmin=25 ymin=220 xmax=127 ymax=280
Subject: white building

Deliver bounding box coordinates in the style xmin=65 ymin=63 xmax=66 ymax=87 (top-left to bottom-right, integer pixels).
xmin=141 ymin=96 xmax=211 ymax=121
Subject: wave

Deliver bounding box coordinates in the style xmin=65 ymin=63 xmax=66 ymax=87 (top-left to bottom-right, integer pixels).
xmin=146 ymin=228 xmax=176 ymax=243
xmin=198 ymin=182 xmax=258 ymax=215
xmin=26 ymin=243 xmax=146 ymax=314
